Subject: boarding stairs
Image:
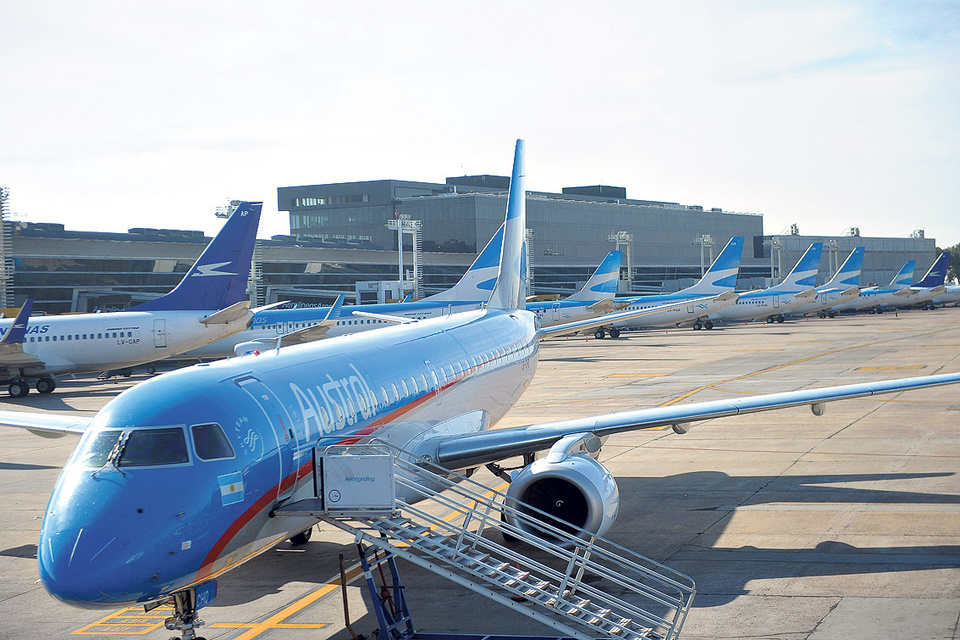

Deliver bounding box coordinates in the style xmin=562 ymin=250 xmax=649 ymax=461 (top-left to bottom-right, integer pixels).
xmin=276 ymin=443 xmax=695 ymax=640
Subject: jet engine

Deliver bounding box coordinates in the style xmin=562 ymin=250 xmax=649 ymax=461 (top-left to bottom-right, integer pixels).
xmin=234 ymin=341 xmax=272 ymax=357
xmin=504 ymin=434 xmax=619 ymax=543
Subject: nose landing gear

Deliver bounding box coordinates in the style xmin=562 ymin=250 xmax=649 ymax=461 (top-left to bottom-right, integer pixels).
xmin=151 ymin=583 xmax=216 ymax=640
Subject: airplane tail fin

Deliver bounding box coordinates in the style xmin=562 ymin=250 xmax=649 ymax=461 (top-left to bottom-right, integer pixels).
xmin=563 ymin=250 xmax=623 ymax=302
xmin=825 ymin=247 xmax=864 ymax=287
xmin=487 ymin=140 xmax=526 ymax=311
xmin=914 ymin=253 xmax=949 ymax=288
xmin=889 ymin=261 xmax=915 ymax=288
xmin=0 ymin=299 xmax=32 ymax=345
xmin=681 ymin=236 xmax=744 ymax=295
xmin=422 ymin=224 xmax=504 ymax=303
xmin=129 ymin=202 xmax=262 ymax=312
xmin=775 ymin=242 xmax=823 ymax=290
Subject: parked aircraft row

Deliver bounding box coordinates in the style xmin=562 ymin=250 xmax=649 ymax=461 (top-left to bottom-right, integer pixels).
xmin=0 ymin=140 xmax=957 ymax=640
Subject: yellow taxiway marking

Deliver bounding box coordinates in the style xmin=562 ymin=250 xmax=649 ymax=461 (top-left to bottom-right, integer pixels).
xmin=73 ymin=606 xmax=172 ymax=635
xmin=856 ymin=366 xmax=926 ymax=370
xmin=229 ymin=481 xmax=511 ymax=640
xmin=606 ymin=373 xmax=669 ymax=378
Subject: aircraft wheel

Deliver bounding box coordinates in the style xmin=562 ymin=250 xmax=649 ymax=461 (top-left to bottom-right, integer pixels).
xmin=704 ymin=320 xmax=714 ymax=330
xmin=289 ymin=526 xmax=313 ymax=546
xmin=828 ymin=311 xmax=836 ymax=318
xmin=36 ymin=376 xmax=56 ymax=394
xmin=8 ymin=380 xmax=29 ymax=398
xmin=777 ymin=315 xmax=785 ymax=323
xmin=146 ymin=364 xmax=157 ymax=375
xmin=610 ymin=328 xmax=621 ymax=339
xmin=693 ymin=322 xmax=702 ymax=330
xmin=594 ymin=329 xmax=606 ymax=339
xmin=765 ymin=316 xmax=774 ymax=324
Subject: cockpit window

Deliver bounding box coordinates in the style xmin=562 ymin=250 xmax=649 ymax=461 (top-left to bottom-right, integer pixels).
xmin=191 ymin=423 xmax=235 ymax=460
xmin=119 ymin=428 xmax=189 ymax=467
xmin=72 ymin=427 xmax=189 ymax=468
xmin=74 ymin=429 xmax=123 ymax=467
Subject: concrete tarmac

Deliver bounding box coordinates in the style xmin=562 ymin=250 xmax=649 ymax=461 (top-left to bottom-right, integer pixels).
xmin=2 ymin=309 xmax=959 ymax=639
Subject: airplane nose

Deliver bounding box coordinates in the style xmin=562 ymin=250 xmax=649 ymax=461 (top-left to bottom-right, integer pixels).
xmin=38 ymin=470 xmax=200 ymax=608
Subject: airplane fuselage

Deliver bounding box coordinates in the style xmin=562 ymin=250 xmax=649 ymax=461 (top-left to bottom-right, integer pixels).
xmin=39 ymin=308 xmax=540 ymax=608
xmin=0 ymin=310 xmax=247 ymax=379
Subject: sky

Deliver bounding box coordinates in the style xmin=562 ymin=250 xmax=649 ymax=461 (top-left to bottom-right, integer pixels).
xmin=2 ymin=1 xmax=959 ymax=247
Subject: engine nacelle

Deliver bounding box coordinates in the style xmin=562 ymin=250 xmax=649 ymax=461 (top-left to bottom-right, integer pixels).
xmin=504 ymin=451 xmax=619 ymax=543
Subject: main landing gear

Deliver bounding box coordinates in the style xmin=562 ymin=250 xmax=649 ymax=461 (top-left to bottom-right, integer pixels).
xmin=692 ymin=320 xmax=714 ymax=330
xmin=765 ymin=314 xmax=786 ymax=324
xmin=592 ymin=327 xmax=621 ymax=339
xmin=5 ymin=375 xmax=56 ymax=397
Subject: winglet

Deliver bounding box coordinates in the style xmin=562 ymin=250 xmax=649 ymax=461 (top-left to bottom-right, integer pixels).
xmin=129 ymin=202 xmax=262 ymax=312
xmin=563 ymin=250 xmax=623 ymax=302
xmin=0 ymin=299 xmax=33 ymax=345
xmin=486 ymin=140 xmax=526 ymax=311
xmin=326 ymin=294 xmax=345 ymax=321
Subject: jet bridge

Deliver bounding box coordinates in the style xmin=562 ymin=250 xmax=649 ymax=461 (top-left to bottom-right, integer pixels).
xmin=276 ymin=442 xmax=696 ymax=640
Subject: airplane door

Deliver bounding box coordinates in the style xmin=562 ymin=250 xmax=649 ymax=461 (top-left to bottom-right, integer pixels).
xmin=686 ymin=305 xmax=694 ymax=314
xmin=153 ymin=319 xmax=167 ymax=348
xmin=552 ymin=302 xmax=561 ymax=322
xmin=234 ymin=375 xmax=300 ymax=502
xmin=773 ymin=296 xmax=780 ymax=308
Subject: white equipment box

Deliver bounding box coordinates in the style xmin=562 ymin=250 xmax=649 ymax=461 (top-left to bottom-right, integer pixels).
xmin=318 ymin=444 xmax=396 ymax=515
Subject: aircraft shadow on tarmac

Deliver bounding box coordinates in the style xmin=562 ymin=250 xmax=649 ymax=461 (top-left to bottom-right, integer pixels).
xmin=182 ymin=469 xmax=960 ymax=611
xmin=613 ymin=471 xmax=960 ymax=606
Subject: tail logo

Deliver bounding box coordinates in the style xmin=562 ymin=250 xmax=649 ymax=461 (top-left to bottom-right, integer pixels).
xmin=192 ymin=261 xmax=238 ymax=278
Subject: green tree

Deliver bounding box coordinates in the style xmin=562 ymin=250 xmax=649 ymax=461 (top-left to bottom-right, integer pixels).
xmin=936 ymin=243 xmax=960 ymax=284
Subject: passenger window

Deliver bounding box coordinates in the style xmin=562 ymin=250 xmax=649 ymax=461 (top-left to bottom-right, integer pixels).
xmin=392 ymin=383 xmax=400 ymax=400
xmin=401 ymin=380 xmax=409 ymax=397
xmin=192 ymin=423 xmax=235 ymax=460
xmin=119 ymin=428 xmax=189 ymax=466
xmin=410 ymin=377 xmax=418 ymax=393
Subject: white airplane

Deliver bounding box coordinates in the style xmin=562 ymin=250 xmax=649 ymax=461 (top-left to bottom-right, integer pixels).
xmin=707 ymin=242 xmax=823 ymax=324
xmin=1 ymin=141 xmax=957 ymax=639
xmin=790 ymin=246 xmax=864 ymax=318
xmin=0 ymin=202 xmax=263 ymax=397
xmin=890 ymin=253 xmax=949 ymax=310
xmin=829 ymin=260 xmax=915 ymax=314
xmin=931 ymin=284 xmax=960 ymax=307
xmin=603 ymin=235 xmax=745 ymax=333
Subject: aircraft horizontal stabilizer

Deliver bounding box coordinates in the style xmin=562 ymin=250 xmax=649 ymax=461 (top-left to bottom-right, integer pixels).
xmin=200 ymin=300 xmax=252 ymax=326
xmin=425 ymin=371 xmax=960 ymax=470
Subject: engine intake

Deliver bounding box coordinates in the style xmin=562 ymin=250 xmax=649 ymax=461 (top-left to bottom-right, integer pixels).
xmin=504 ymin=434 xmax=619 ymax=543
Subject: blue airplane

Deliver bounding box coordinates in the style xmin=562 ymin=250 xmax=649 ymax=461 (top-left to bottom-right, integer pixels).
xmin=0 ymin=203 xmax=263 ymax=396
xmin=791 ymin=246 xmax=864 ymax=318
xmin=604 ymin=235 xmax=745 ymax=333
xmin=186 ymin=234 xmax=625 ymax=358
xmin=708 ymin=242 xmax=824 ymax=324
xmin=892 ymin=253 xmax=950 ymax=309
xmin=0 ymin=141 xmax=957 ymax=639
xmin=830 ymin=260 xmax=916 ymax=314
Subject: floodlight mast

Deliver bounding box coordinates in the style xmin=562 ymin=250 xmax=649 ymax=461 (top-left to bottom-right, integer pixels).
xmin=608 ymin=231 xmax=632 ymax=293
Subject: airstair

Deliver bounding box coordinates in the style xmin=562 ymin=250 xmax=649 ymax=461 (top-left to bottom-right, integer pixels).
xmin=276 ymin=443 xmax=695 ymax=640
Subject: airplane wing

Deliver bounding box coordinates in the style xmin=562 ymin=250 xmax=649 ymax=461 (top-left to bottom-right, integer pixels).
xmin=0 ymin=409 xmax=93 ymax=438
xmin=537 ymin=292 xmax=737 ymax=340
xmin=350 ymin=311 xmax=416 ymax=325
xmin=424 ymin=371 xmax=960 ymax=470
xmin=273 ymin=296 xmax=346 ymax=346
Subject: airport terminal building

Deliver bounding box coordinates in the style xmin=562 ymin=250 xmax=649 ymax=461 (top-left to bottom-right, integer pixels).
xmin=0 ymin=177 xmax=940 ymax=315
